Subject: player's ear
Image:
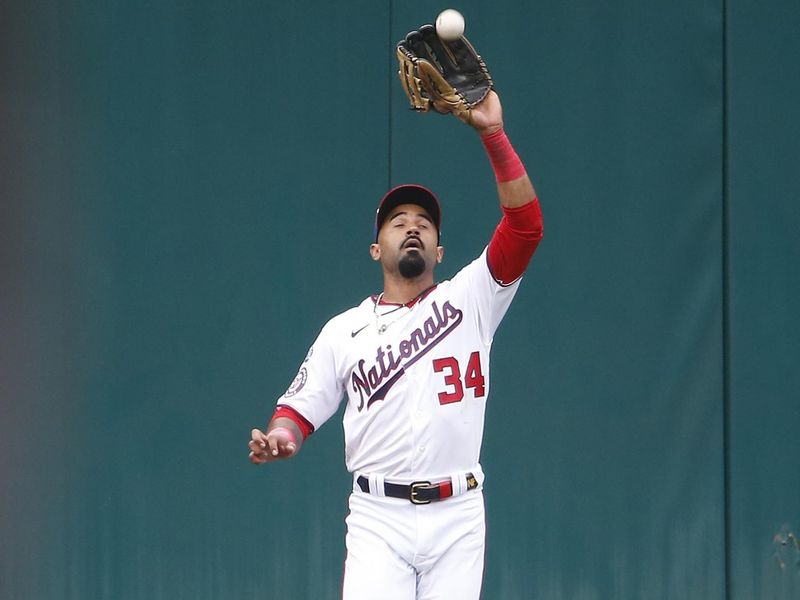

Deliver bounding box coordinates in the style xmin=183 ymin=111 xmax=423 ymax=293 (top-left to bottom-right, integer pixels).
xmin=436 ymin=246 xmax=444 ymax=263
xmin=369 ymin=243 xmax=381 ymax=261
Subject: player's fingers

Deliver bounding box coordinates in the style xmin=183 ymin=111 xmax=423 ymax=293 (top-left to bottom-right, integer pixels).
xmin=251 ymin=428 xmax=267 ymax=448
xmin=248 ymin=439 xmax=266 ymax=454
xmin=273 ymin=439 xmax=296 ymax=458
xmin=265 ymin=434 xmax=281 ymax=457
xmin=249 ymin=450 xmax=269 ymax=464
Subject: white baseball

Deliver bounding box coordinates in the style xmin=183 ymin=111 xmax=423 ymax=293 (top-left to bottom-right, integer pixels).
xmin=435 ymin=9 xmax=465 ymax=41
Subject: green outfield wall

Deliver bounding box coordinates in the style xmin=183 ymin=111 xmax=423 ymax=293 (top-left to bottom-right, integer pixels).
xmin=1 ymin=1 xmax=798 ymax=598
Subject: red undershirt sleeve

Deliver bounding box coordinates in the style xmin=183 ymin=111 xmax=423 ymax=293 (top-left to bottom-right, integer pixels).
xmin=479 ymin=127 xmax=544 ymax=284
xmin=486 ymin=199 xmax=544 ymax=286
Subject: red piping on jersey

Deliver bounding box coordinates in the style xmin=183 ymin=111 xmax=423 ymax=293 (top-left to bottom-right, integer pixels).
xmin=273 ymin=404 xmax=315 ymax=440
xmin=486 ymin=199 xmax=544 ymax=286
xmin=372 ymin=283 xmax=439 ymax=308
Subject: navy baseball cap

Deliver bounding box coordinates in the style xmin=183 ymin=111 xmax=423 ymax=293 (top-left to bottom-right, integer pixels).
xmin=374 ymin=184 xmax=442 ymax=242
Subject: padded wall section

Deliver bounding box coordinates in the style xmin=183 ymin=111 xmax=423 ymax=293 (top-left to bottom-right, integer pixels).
xmin=6 ymin=1 xmax=797 ymax=598
xmin=1 ymin=2 xmax=387 ymax=598
xmin=391 ymin=2 xmax=724 ymax=598
xmin=727 ymin=1 xmax=800 ymax=598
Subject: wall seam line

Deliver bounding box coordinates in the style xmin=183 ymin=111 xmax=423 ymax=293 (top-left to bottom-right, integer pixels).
xmin=387 ymin=0 xmax=393 ymax=190
xmin=721 ymin=0 xmax=732 ymax=598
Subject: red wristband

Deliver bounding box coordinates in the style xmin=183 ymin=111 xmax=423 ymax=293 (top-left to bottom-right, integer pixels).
xmin=273 ymin=405 xmax=314 ymax=440
xmin=481 ymin=128 xmax=526 ymax=183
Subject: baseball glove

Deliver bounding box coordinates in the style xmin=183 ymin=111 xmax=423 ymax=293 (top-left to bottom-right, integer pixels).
xmin=396 ymin=24 xmax=494 ymax=124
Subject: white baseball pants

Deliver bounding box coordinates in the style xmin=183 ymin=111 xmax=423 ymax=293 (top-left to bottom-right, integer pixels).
xmin=341 ymin=487 xmax=486 ymax=600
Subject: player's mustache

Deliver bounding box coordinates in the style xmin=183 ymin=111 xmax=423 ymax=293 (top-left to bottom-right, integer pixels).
xmin=401 ymin=236 xmax=424 ymax=250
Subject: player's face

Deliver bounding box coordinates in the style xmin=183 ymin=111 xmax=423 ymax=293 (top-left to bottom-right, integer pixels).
xmin=370 ymin=204 xmax=443 ymax=278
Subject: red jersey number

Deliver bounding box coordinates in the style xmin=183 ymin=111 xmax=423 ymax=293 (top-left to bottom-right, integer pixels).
xmin=433 ymin=351 xmax=485 ymax=405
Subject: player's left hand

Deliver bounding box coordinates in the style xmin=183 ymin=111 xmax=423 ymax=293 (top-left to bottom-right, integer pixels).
xmin=469 ymin=90 xmax=503 ymax=137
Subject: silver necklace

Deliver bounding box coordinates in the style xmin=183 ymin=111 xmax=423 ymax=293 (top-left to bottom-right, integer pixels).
xmin=373 ymin=293 xmax=411 ymax=334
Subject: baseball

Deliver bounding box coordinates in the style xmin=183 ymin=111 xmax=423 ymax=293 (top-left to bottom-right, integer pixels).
xmin=435 ymin=9 xmax=465 ymax=41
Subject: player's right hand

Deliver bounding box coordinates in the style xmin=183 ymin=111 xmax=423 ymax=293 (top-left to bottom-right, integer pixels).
xmin=248 ymin=427 xmax=297 ymax=464
xmin=469 ymin=90 xmax=503 ymax=137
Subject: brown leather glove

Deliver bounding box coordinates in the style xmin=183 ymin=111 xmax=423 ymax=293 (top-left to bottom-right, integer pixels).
xmin=396 ymin=24 xmax=494 ymax=124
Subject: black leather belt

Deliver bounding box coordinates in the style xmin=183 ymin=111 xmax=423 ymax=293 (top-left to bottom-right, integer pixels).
xmin=356 ymin=473 xmax=478 ymax=505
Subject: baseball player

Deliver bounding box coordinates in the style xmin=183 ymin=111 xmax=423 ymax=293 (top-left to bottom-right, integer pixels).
xmin=249 ymin=27 xmax=543 ymax=600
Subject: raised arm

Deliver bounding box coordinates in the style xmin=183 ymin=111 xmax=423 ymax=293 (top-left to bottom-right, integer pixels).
xmin=468 ymin=90 xmax=537 ymax=209
xmin=467 ymin=91 xmax=544 ymax=284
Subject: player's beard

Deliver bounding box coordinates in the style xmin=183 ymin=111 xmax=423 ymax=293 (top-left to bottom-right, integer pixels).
xmin=398 ymin=250 xmax=426 ymax=279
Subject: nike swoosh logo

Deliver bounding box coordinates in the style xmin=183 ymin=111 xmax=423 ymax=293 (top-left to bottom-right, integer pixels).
xmin=351 ymin=324 xmax=369 ymax=338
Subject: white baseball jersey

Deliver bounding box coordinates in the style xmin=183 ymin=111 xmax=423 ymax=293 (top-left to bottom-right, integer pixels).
xmin=277 ymin=247 xmax=521 ymax=480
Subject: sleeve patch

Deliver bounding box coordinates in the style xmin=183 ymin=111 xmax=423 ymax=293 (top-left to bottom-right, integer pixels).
xmin=283 ymin=367 xmax=308 ymax=397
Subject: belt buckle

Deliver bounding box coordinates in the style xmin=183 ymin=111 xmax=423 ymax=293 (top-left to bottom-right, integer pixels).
xmin=409 ymin=480 xmax=433 ymax=505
